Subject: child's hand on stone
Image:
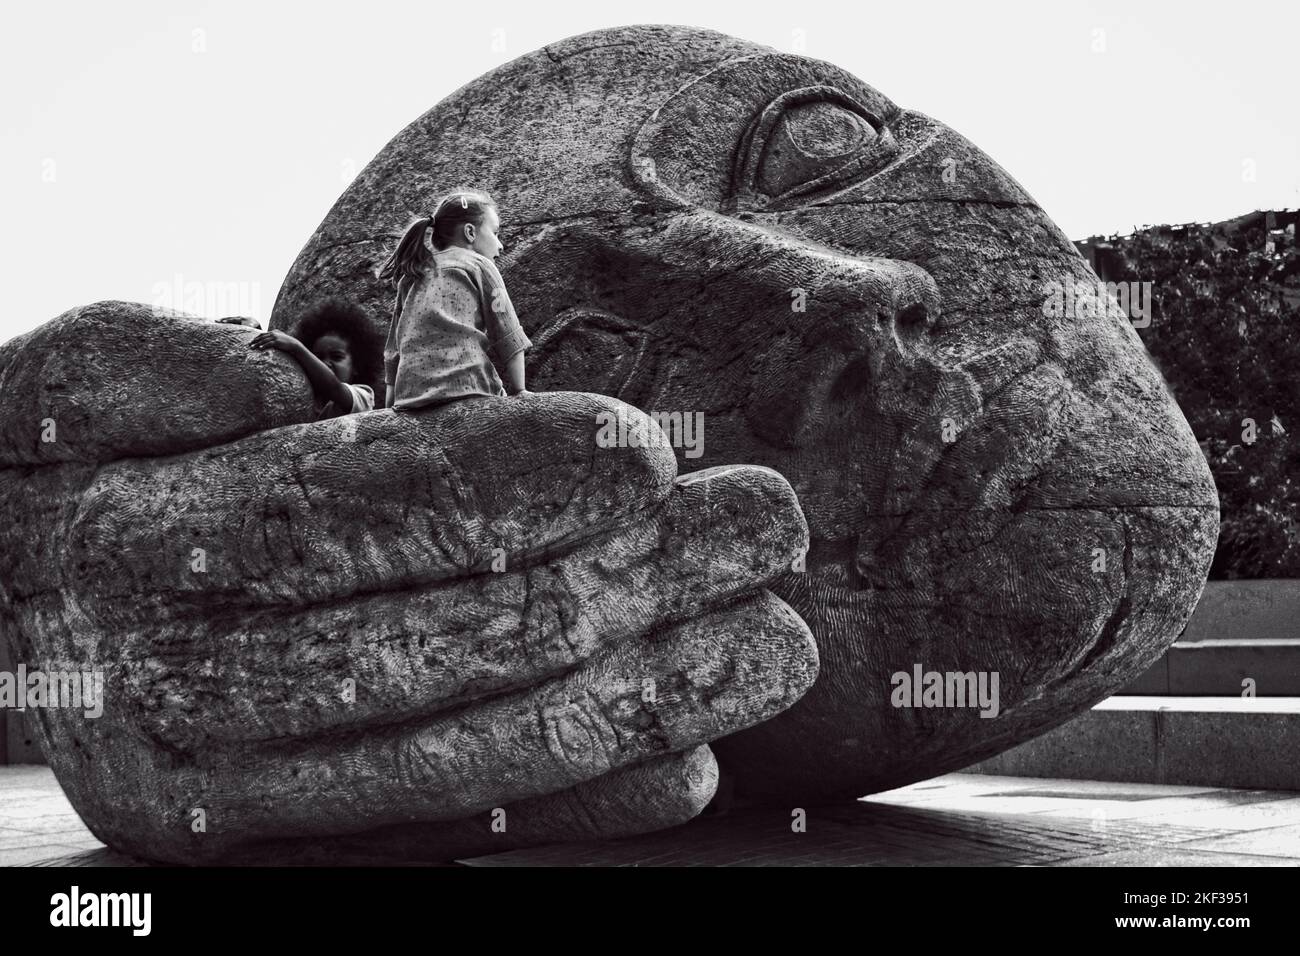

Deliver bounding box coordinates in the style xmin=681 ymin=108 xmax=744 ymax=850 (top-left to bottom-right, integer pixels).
xmin=249 ymin=330 xmax=301 ymax=353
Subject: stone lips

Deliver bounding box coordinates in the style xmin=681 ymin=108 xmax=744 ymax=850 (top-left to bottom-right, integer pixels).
xmin=0 ymin=301 xmax=817 ymax=862
xmin=272 ymin=24 xmax=1219 ymax=801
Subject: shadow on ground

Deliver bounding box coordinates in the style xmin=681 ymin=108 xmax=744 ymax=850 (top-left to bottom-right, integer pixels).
xmin=5 ymin=769 xmax=1299 ymax=867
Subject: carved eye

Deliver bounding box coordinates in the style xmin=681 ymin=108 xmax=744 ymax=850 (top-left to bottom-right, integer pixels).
xmin=730 ymin=86 xmax=897 ymax=210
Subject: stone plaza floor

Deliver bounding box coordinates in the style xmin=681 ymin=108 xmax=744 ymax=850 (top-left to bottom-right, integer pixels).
xmin=3 ymin=765 xmax=1300 ymax=866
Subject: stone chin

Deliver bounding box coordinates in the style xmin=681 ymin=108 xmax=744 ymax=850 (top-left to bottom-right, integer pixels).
xmin=272 ymin=24 xmax=1218 ymax=802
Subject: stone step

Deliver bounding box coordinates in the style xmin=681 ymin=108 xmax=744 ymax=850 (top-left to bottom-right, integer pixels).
xmin=1176 ymin=580 xmax=1300 ymax=643
xmin=1116 ymin=579 xmax=1300 ymax=695
xmin=967 ymin=696 xmax=1300 ymax=790
xmin=1119 ymin=639 xmax=1300 ymax=695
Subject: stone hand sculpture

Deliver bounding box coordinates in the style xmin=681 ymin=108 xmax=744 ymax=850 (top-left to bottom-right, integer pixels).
xmin=273 ymin=25 xmax=1219 ymax=802
xmin=0 ymin=304 xmax=816 ymax=863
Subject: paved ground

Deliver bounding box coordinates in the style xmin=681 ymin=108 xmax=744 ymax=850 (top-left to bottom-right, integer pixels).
xmin=3 ymin=765 xmax=1299 ymax=866
xmin=0 ymin=766 xmax=103 ymax=866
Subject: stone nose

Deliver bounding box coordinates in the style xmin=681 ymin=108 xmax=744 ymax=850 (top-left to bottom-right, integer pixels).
xmin=826 ymin=273 xmax=942 ymax=406
xmin=865 ymin=290 xmax=938 ymax=352
xmin=895 ymin=300 xmax=934 ymax=334
xmin=602 ymin=210 xmax=947 ymax=446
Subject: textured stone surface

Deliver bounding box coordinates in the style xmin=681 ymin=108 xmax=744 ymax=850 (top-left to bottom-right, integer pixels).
xmin=0 ymin=301 xmax=816 ymax=863
xmin=271 ymin=25 xmax=1219 ymax=801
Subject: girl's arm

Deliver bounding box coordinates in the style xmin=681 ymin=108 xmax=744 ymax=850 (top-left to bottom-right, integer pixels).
xmin=250 ymin=330 xmax=353 ymax=410
xmin=502 ymin=350 xmax=526 ymax=395
xmin=477 ymin=259 xmax=530 ymax=396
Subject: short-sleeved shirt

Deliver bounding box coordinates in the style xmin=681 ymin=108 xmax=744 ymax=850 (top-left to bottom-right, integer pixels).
xmin=315 ymin=382 xmax=374 ymax=419
xmin=383 ymin=246 xmax=531 ymax=412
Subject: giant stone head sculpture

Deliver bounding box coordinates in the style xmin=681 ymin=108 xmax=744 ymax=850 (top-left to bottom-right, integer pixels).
xmin=271 ymin=24 xmax=1219 ymax=802
xmin=0 ymin=25 xmax=1219 ymax=865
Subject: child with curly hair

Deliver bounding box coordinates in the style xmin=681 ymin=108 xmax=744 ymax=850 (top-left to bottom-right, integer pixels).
xmin=250 ymin=299 xmax=383 ymax=417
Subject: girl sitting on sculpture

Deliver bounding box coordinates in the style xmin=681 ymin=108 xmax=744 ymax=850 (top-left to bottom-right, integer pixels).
xmin=378 ymin=190 xmax=532 ymax=411
xmin=249 ymin=299 xmax=382 ymax=417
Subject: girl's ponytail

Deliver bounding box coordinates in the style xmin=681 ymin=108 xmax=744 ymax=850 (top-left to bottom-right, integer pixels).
xmin=377 ymin=190 xmax=498 ymax=286
xmin=377 ymin=215 xmax=437 ymax=286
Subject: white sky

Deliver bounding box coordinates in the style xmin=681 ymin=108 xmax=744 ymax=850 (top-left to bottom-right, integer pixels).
xmin=2 ymin=0 xmax=1296 ymax=342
